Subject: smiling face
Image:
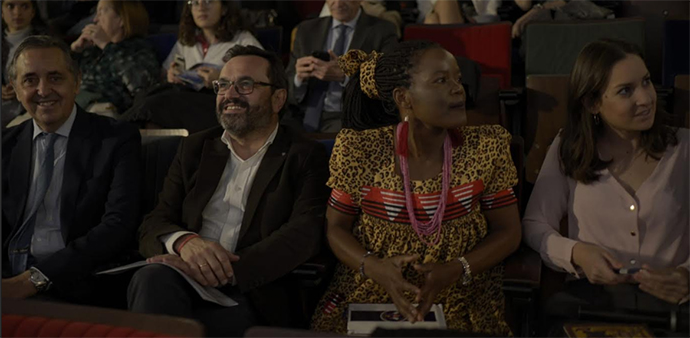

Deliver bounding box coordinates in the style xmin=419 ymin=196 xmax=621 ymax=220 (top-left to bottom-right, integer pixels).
xmin=215 ymin=55 xmax=285 ymax=136
xmin=595 ymin=54 xmax=656 ymax=136
xmin=94 ymin=0 xmax=124 ymax=41
xmin=192 ymin=0 xmax=223 ymax=30
xmin=12 ymin=47 xmax=80 ymax=132
xmin=2 ymin=0 xmax=35 ymax=33
xmin=400 ymin=48 xmax=467 ymax=129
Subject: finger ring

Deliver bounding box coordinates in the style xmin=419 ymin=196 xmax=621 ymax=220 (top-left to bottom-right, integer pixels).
xmin=199 ymin=263 xmax=208 ymax=268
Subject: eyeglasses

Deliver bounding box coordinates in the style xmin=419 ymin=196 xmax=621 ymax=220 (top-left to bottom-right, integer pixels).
xmin=187 ymin=0 xmax=216 ymax=7
xmin=212 ymin=78 xmax=275 ymax=95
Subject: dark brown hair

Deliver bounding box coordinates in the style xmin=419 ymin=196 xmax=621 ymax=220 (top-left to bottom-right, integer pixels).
xmin=559 ymin=39 xmax=678 ymax=183
xmin=108 ymin=0 xmax=149 ymax=39
xmin=178 ymin=0 xmax=247 ymax=47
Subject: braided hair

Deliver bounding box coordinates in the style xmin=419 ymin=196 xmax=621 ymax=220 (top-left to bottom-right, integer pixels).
xmin=342 ymin=40 xmax=440 ymax=131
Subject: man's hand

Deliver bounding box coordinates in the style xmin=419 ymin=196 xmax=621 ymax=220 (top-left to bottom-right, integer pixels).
xmin=413 ymin=261 xmax=463 ymax=321
xmin=572 ymin=242 xmax=629 ymax=285
xmin=175 ymin=236 xmax=239 ymax=287
xmin=146 ymin=254 xmax=193 ymax=277
xmin=196 ymin=66 xmax=220 ymax=88
xmin=366 ymin=254 xmax=421 ymax=323
xmin=309 ymin=50 xmax=346 ymax=82
xmin=82 ymin=24 xmax=111 ymax=50
xmin=295 ymin=56 xmax=317 ymax=83
xmin=634 ymin=265 xmax=689 ymax=304
xmin=1 ymin=271 xmax=37 ymax=299
xmin=2 ymin=84 xmax=16 ymax=101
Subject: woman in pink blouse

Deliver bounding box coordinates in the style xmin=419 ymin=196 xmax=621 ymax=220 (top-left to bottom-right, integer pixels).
xmin=523 ymin=39 xmax=688 ymax=330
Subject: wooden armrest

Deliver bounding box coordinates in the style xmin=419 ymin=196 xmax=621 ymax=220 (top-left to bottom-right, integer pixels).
xmin=504 ymin=246 xmax=542 ymax=289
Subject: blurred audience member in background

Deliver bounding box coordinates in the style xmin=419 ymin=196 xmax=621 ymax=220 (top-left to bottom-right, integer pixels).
xmin=2 ymin=0 xmax=48 ymax=129
xmin=285 ymin=0 xmax=398 ymax=133
xmin=524 ymin=39 xmax=688 ymax=334
xmin=70 ymin=0 xmax=159 ymax=115
xmin=122 ymin=0 xmax=263 ymax=134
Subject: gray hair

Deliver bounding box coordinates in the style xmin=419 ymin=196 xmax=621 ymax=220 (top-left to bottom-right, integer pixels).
xmin=7 ymin=35 xmax=80 ymax=83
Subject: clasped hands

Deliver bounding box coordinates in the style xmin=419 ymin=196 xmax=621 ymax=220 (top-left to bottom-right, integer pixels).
xmin=572 ymin=242 xmax=689 ymax=304
xmin=147 ymin=236 xmax=239 ymax=288
xmin=295 ymin=50 xmax=345 ymax=83
xmin=365 ymin=254 xmax=463 ymax=323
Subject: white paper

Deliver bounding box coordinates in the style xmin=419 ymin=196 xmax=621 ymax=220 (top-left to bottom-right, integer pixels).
xmin=347 ymin=303 xmax=447 ymax=336
xmin=97 ymin=260 xmax=237 ymax=307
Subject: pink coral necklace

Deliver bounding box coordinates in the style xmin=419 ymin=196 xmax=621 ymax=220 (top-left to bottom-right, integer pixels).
xmin=396 ymin=123 xmax=452 ymax=246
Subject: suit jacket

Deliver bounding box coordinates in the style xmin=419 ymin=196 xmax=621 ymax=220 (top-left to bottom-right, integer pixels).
xmin=2 ymin=108 xmax=142 ymax=290
xmin=138 ymin=125 xmax=330 ymax=326
xmin=286 ymin=11 xmax=399 ymax=114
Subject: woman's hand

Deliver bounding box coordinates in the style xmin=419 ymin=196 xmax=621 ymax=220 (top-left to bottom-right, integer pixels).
xmin=366 ymin=254 xmax=422 ymax=322
xmin=572 ymin=242 xmax=629 ymax=285
xmin=82 ymin=24 xmax=111 ymax=49
xmin=71 ymin=33 xmax=94 ymax=53
xmin=2 ymin=84 xmax=16 ymax=101
xmin=634 ymin=265 xmax=689 ymax=304
xmin=413 ymin=261 xmax=463 ymax=321
xmin=167 ymin=64 xmax=183 ymax=84
xmin=196 ymin=66 xmax=220 ymax=88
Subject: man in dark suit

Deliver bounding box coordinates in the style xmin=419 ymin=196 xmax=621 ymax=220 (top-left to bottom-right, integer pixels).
xmin=1 ymin=36 xmax=141 ymax=305
xmin=128 ymin=45 xmax=330 ymax=337
xmin=286 ymin=0 xmax=398 ymax=132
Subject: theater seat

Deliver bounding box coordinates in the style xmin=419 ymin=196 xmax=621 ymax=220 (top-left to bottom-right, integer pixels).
xmin=140 ymin=129 xmax=189 ymax=218
xmin=524 ymin=17 xmax=646 ymax=76
xmin=404 ymin=22 xmax=513 ymax=89
xmin=146 ymin=33 xmax=178 ymax=65
xmin=674 ymin=75 xmax=689 ymax=128
xmin=255 ymin=26 xmax=283 ymax=54
xmin=1 ymin=298 xmax=204 ymax=337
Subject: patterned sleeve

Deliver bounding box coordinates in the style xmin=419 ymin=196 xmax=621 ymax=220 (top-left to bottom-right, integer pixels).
xmin=116 ymin=42 xmax=160 ymax=98
xmin=479 ymin=125 xmax=518 ymax=210
xmin=326 ymin=129 xmax=367 ymax=215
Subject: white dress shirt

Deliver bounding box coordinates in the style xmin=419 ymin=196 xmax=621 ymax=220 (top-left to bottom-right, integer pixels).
xmin=161 ymin=125 xmax=280 ymax=254
xmin=28 ymin=105 xmax=77 ymax=262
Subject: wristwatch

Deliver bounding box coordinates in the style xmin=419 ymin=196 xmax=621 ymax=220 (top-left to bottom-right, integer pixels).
xmin=29 ymin=267 xmax=51 ymax=292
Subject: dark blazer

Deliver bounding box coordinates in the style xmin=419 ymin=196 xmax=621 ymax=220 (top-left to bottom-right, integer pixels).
xmin=138 ymin=125 xmax=330 ymax=326
xmin=2 ymin=108 xmax=142 ymax=290
xmin=286 ymin=11 xmax=399 ymax=112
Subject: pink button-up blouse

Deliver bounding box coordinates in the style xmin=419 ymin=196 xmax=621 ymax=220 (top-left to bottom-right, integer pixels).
xmin=523 ymin=129 xmax=689 ymax=277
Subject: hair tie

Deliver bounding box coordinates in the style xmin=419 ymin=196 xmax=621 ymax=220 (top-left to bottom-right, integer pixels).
xmin=338 ymin=49 xmax=382 ymax=99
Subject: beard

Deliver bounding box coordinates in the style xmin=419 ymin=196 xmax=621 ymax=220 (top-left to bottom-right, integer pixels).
xmin=216 ymin=97 xmax=273 ymax=137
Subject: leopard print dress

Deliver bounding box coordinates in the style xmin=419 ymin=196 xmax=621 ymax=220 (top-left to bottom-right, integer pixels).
xmin=311 ymin=125 xmax=517 ymax=336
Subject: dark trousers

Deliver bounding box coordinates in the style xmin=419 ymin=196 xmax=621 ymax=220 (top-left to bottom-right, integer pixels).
xmin=28 ymin=272 xmax=133 ymax=309
xmin=127 ymin=264 xmax=259 ymax=337
xmin=543 ymin=279 xmax=689 ymax=337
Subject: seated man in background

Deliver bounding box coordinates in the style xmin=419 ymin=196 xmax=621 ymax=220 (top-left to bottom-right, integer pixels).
xmin=285 ymin=0 xmax=398 ymax=133
xmin=129 ymin=45 xmax=330 ymax=337
xmin=1 ymin=35 xmax=142 ymax=307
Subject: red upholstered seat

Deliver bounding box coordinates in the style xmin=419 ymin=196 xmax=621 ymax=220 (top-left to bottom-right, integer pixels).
xmin=2 ymin=315 xmax=168 ymax=338
xmin=403 ymin=22 xmax=512 ymax=89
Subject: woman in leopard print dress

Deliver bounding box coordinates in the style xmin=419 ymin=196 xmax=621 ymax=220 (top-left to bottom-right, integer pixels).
xmin=311 ymin=40 xmax=520 ymax=335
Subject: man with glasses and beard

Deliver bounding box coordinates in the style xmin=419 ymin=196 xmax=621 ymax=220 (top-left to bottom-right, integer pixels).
xmin=128 ymin=45 xmax=330 ymax=337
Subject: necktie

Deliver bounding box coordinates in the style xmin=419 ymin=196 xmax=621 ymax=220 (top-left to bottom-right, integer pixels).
xmin=9 ymin=133 xmax=59 ymax=275
xmin=303 ymin=24 xmax=349 ymax=132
